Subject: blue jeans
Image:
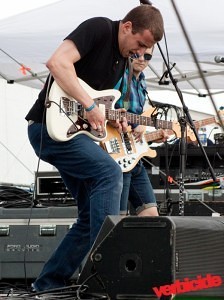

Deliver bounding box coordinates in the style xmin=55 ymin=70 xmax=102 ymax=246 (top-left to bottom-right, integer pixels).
xmin=120 ymin=161 xmax=157 ymax=215
xmin=28 ymin=123 xmax=123 ymax=291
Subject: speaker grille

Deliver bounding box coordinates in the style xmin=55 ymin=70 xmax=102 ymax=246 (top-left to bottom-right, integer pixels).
xmin=169 ymin=216 xmax=224 ymax=296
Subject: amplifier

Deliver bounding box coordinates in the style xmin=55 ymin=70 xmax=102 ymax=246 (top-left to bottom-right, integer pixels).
xmin=0 ymin=207 xmax=78 ymax=279
xmin=35 ymin=171 xmax=74 ymax=202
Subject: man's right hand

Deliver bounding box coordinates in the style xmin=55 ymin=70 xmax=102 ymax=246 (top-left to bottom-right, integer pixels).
xmin=86 ymin=105 xmax=105 ymax=133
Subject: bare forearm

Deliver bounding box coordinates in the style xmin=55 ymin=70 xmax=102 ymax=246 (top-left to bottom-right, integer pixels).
xmin=46 ymin=39 xmax=94 ymax=109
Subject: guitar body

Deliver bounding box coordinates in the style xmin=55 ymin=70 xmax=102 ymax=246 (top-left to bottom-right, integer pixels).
xmin=100 ymin=124 xmax=157 ymax=172
xmin=100 ymin=109 xmax=157 ymax=172
xmin=46 ymin=78 xmax=121 ymax=142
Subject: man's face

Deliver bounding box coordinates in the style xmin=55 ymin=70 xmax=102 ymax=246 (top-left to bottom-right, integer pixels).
xmin=119 ymin=21 xmax=155 ymax=58
xmin=131 ymin=47 xmax=153 ymax=73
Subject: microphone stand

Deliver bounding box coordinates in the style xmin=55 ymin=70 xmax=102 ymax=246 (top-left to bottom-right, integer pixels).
xmin=157 ymin=105 xmax=173 ymax=216
xmin=163 ymin=109 xmax=173 ymax=216
xmin=156 ymin=43 xmax=217 ymax=216
xmin=178 ymin=116 xmax=187 ymax=216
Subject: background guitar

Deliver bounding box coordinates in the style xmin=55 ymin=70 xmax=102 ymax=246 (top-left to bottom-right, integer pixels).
xmin=100 ymin=109 xmax=224 ymax=172
xmin=100 ymin=108 xmax=179 ymax=172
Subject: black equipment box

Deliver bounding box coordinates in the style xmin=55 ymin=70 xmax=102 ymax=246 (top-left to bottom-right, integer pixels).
xmin=146 ymin=144 xmax=224 ymax=191
xmin=158 ymin=199 xmax=224 ymax=216
xmin=0 ymin=207 xmax=78 ymax=279
xmin=34 ymin=171 xmax=74 ymax=201
xmin=79 ymin=215 xmax=224 ymax=299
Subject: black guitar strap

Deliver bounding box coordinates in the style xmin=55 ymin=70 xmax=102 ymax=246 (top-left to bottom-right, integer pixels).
xmin=44 ymin=73 xmax=53 ymax=108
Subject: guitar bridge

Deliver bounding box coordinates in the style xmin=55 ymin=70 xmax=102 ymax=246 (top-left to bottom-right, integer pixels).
xmin=60 ymin=97 xmax=82 ymax=116
xmin=122 ymin=132 xmax=133 ymax=154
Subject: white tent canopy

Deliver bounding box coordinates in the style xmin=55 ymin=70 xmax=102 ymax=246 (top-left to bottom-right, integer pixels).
xmin=0 ymin=0 xmax=224 ymax=90
xmin=0 ymin=0 xmax=224 ymax=185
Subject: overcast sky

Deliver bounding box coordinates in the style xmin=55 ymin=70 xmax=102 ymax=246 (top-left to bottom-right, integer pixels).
xmin=0 ymin=0 xmax=59 ymax=20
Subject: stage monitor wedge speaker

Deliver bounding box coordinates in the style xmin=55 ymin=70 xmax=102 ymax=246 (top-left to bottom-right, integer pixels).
xmin=78 ymin=216 xmax=224 ymax=299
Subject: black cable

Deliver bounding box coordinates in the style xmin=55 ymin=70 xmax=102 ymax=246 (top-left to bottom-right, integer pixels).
xmin=25 ymin=282 xmax=108 ymax=300
xmin=18 ymin=77 xmax=54 ymax=291
xmin=76 ymin=272 xmax=107 ymax=300
xmin=0 ymin=185 xmax=33 ymax=208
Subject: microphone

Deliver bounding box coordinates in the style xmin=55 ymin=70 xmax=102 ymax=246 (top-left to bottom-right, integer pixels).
xmin=158 ymin=63 xmax=176 ymax=85
xmin=140 ymin=0 xmax=153 ymax=5
xmin=214 ymin=56 xmax=224 ymax=63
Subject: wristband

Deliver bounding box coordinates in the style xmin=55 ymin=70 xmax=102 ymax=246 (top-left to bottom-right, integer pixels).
xmin=85 ymin=102 xmax=96 ymax=112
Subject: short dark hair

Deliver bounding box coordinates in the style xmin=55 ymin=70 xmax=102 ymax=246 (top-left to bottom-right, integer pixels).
xmin=122 ymin=5 xmax=164 ymax=42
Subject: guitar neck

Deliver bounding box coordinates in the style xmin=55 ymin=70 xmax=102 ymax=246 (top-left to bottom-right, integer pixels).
xmin=144 ymin=116 xmax=218 ymax=143
xmin=144 ymin=129 xmax=174 ymax=143
xmin=106 ymin=109 xmax=173 ymax=130
xmin=194 ymin=116 xmax=216 ymax=129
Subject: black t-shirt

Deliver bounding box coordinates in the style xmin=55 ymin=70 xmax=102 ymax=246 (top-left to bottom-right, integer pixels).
xmin=25 ymin=17 xmax=127 ymax=123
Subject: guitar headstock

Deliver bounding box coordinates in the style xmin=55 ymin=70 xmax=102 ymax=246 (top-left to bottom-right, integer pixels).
xmin=171 ymin=121 xmax=181 ymax=138
xmin=172 ymin=121 xmax=196 ymax=142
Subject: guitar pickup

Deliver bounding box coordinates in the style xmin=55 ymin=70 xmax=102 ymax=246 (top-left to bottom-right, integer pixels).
xmin=75 ymin=102 xmax=82 ymax=112
xmin=104 ymin=138 xmax=120 ymax=154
